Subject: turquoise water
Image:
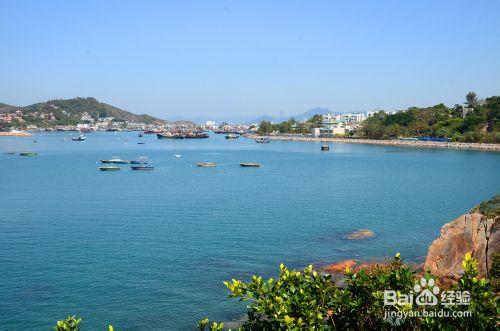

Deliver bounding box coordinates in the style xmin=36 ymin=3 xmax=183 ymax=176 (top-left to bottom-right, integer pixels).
xmin=0 ymin=132 xmax=499 ymax=330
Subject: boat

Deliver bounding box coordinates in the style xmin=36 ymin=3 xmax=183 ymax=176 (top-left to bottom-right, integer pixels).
xmin=20 ymin=152 xmax=38 ymax=156
xmin=99 ymin=165 xmax=120 ymax=171
xmin=3 ymin=152 xmax=16 ymax=155
xmin=157 ymin=131 xmax=209 ymax=139
xmin=131 ymin=165 xmax=154 ymax=171
xmin=174 ymin=154 xmax=181 ymax=158
xmin=100 ymin=157 xmax=130 ymax=164
xmin=321 ymin=145 xmax=329 ymax=151
xmin=72 ymin=134 xmax=86 ymax=141
xmin=157 ymin=132 xmax=174 ymax=139
xmin=239 ymin=162 xmax=261 ymax=167
xmin=225 ymin=134 xmax=239 ymax=139
xmin=138 ymin=133 xmax=143 ymax=138
xmin=131 ymin=157 xmax=148 ymax=164
xmin=196 ymin=162 xmax=216 ymax=167
xmin=255 ymin=137 xmax=270 ymax=143
xmin=137 ymin=142 xmax=146 ymax=145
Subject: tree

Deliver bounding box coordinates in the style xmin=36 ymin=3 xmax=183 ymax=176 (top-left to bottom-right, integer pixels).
xmin=466 ymin=92 xmax=478 ymax=108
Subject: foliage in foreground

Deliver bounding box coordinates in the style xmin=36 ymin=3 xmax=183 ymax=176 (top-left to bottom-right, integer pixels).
xmin=198 ymin=253 xmax=498 ymax=330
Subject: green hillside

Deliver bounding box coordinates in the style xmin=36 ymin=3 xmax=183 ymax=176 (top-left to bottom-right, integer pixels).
xmin=0 ymin=97 xmax=167 ymax=127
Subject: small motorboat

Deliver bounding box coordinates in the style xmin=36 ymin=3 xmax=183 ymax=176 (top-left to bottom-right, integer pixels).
xmin=100 ymin=157 xmax=130 ymax=164
xmin=239 ymin=162 xmax=261 ymax=167
xmin=255 ymin=137 xmax=270 ymax=143
xmin=174 ymin=154 xmax=181 ymax=158
xmin=72 ymin=135 xmax=86 ymax=141
xmin=131 ymin=165 xmax=154 ymax=171
xmin=137 ymin=142 xmax=146 ymax=145
xmin=20 ymin=152 xmax=38 ymax=156
xmin=99 ymin=165 xmax=120 ymax=171
xmin=131 ymin=157 xmax=148 ymax=164
xmin=138 ymin=133 xmax=143 ymax=138
xmin=196 ymin=162 xmax=216 ymax=167
xmin=225 ymin=134 xmax=239 ymax=139
xmin=321 ymin=145 xmax=330 ymax=151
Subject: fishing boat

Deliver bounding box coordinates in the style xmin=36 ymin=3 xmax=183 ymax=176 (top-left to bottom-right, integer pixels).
xmin=225 ymin=134 xmax=239 ymax=139
xmin=255 ymin=137 xmax=270 ymax=143
xmin=131 ymin=157 xmax=148 ymax=164
xmin=72 ymin=134 xmax=86 ymax=141
xmin=100 ymin=157 xmax=130 ymax=164
xmin=157 ymin=131 xmax=209 ymax=139
xmin=20 ymin=152 xmax=38 ymax=156
xmin=239 ymin=162 xmax=261 ymax=167
xmin=157 ymin=132 xmax=174 ymax=139
xmin=99 ymin=165 xmax=120 ymax=171
xmin=131 ymin=165 xmax=154 ymax=171
xmin=196 ymin=162 xmax=216 ymax=167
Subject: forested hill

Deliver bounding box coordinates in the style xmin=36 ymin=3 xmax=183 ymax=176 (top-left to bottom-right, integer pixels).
xmin=361 ymin=93 xmax=499 ymax=143
xmin=0 ymin=97 xmax=167 ymax=126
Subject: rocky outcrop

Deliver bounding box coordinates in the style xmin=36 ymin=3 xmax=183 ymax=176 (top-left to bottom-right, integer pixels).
xmin=424 ymin=212 xmax=499 ymax=278
xmin=346 ymin=229 xmax=374 ymax=240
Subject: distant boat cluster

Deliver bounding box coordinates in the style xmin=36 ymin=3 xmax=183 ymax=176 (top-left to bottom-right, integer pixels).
xmin=99 ymin=156 xmax=154 ymax=171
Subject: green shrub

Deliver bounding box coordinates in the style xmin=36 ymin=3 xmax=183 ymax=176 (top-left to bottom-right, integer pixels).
xmin=198 ymin=253 xmax=498 ymax=330
xmin=54 ymin=316 xmax=81 ymax=331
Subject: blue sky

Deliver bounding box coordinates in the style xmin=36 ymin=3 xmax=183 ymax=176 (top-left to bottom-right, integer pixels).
xmin=1 ymin=0 xmax=499 ymax=119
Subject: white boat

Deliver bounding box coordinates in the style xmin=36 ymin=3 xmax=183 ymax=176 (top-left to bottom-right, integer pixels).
xmin=72 ymin=135 xmax=86 ymax=141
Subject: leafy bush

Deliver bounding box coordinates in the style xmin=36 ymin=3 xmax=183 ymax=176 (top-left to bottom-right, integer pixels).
xmin=198 ymin=253 xmax=498 ymax=330
xmin=54 ymin=316 xmax=81 ymax=331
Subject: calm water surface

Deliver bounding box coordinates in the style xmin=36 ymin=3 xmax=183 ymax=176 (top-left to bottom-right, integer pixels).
xmin=0 ymin=132 xmax=499 ymax=330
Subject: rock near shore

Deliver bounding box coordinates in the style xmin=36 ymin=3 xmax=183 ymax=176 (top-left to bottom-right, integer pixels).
xmin=424 ymin=212 xmax=499 ymax=278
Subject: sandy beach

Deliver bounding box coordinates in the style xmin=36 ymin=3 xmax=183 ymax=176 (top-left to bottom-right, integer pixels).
xmin=249 ymin=135 xmax=500 ymax=152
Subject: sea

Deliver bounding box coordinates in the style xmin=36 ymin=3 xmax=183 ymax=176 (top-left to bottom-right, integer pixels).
xmin=0 ymin=132 xmax=499 ymax=330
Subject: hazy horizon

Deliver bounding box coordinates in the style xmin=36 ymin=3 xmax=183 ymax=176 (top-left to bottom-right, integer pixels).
xmin=1 ymin=0 xmax=499 ymax=119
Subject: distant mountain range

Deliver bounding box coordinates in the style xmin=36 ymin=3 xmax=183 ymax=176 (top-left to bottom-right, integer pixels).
xmin=0 ymin=97 xmax=167 ymax=125
xmin=169 ymin=107 xmax=333 ymax=124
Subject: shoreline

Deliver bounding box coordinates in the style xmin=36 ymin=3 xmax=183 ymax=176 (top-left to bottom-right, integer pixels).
xmin=0 ymin=131 xmax=32 ymax=137
xmin=249 ymin=135 xmax=500 ymax=152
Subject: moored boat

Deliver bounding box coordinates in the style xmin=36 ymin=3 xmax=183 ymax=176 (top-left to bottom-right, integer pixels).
xmin=20 ymin=152 xmax=38 ymax=156
xmin=72 ymin=134 xmax=86 ymax=141
xmin=131 ymin=156 xmax=148 ymax=164
xmin=255 ymin=137 xmax=270 ymax=143
xmin=239 ymin=162 xmax=261 ymax=167
xmin=99 ymin=165 xmax=120 ymax=171
xmin=196 ymin=162 xmax=216 ymax=167
xmin=100 ymin=157 xmax=130 ymax=164
xmin=321 ymin=145 xmax=330 ymax=151
xmin=131 ymin=165 xmax=154 ymax=171
xmin=225 ymin=134 xmax=239 ymax=139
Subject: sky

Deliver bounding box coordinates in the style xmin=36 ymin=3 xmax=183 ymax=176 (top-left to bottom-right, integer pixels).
xmin=1 ymin=0 xmax=499 ymax=120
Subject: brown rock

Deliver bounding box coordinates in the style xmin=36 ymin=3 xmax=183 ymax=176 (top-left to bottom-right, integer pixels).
xmin=424 ymin=213 xmax=499 ymax=278
xmin=323 ymin=260 xmax=357 ymax=273
xmin=346 ymin=229 xmax=374 ymax=240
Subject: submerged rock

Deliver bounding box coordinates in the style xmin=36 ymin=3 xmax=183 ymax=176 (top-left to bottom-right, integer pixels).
xmin=424 ymin=212 xmax=499 ymax=278
xmin=346 ymin=229 xmax=374 ymax=240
